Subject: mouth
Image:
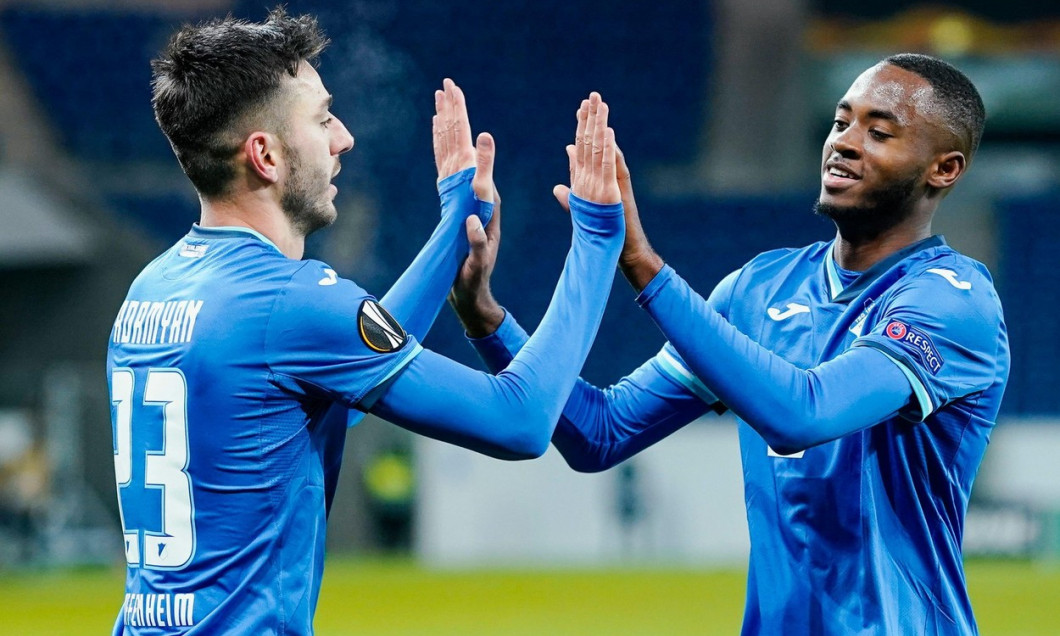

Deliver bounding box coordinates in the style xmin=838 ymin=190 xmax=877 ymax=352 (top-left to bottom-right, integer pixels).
xmin=822 ymin=161 xmax=860 ymax=191
xmin=329 ymin=164 xmax=340 ymax=196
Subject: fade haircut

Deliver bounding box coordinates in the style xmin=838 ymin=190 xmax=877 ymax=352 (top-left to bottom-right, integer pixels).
xmin=883 ymin=53 xmax=986 ymax=161
xmin=151 ymin=7 xmax=329 ymax=197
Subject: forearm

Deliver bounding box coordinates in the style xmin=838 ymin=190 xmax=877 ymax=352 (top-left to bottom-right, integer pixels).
xmin=639 ymin=266 xmax=912 ymax=453
xmin=381 ymin=167 xmax=492 ymax=339
xmin=371 ymin=348 xmax=556 ymax=460
xmin=470 ymin=311 xmax=709 ymax=471
xmin=375 ymin=194 xmax=624 ymax=459
xmin=552 ymin=373 xmax=709 ymax=472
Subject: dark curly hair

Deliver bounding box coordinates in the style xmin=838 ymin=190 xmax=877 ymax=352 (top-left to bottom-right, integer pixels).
xmin=151 ymin=7 xmax=329 ymax=197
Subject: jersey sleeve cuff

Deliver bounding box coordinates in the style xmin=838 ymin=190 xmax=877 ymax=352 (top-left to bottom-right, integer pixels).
xmin=567 ymin=193 xmax=624 ymax=236
xmin=635 ymin=264 xmax=677 ymax=308
xmin=854 ymin=339 xmax=934 ymax=421
xmin=654 ymin=346 xmax=726 ymax=413
xmin=354 ymin=342 xmax=424 ymax=414
xmin=467 ymin=309 xmax=528 ymax=374
xmin=436 ymin=166 xmax=475 ymax=192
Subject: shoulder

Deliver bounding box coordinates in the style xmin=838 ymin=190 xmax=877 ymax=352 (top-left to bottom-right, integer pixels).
xmin=740 ymin=242 xmax=830 ymax=278
xmin=272 ymin=259 xmax=372 ymax=325
xmin=892 ymin=248 xmax=1003 ymax=324
xmin=722 ymin=241 xmax=830 ymax=294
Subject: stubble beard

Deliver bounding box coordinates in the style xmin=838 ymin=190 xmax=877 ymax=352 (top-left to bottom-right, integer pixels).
xmin=280 ymin=142 xmax=336 ymax=238
xmin=813 ymin=171 xmax=922 ymax=244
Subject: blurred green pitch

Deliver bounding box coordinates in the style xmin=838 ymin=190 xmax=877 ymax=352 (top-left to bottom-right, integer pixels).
xmin=1 ymin=557 xmax=1056 ymax=634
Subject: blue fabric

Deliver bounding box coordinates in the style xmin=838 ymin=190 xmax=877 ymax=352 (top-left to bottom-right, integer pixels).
xmin=108 ymin=227 xmax=419 ymax=634
xmin=373 ymin=194 xmax=624 ymax=460
xmin=347 ymin=166 xmax=492 ymax=429
xmin=106 ymin=169 xmax=491 ymax=635
xmin=466 ymin=271 xmax=741 ymax=473
xmin=469 ymin=311 xmax=715 ymax=472
xmin=381 ymin=167 xmax=493 ymax=340
xmin=637 ymin=238 xmax=1008 ymax=635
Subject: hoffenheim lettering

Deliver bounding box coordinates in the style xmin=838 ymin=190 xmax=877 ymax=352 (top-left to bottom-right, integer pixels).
xmin=122 ymin=592 xmax=196 ymax=628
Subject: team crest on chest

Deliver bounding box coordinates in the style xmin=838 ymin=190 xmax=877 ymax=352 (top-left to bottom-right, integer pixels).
xmin=358 ymin=300 xmax=408 ymax=353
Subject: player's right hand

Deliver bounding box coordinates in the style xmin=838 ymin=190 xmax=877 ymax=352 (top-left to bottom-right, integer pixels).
xmin=552 ymin=93 xmax=620 ymax=207
xmin=433 ymin=78 xmax=496 ymax=203
xmin=613 ymin=146 xmax=662 ymax=290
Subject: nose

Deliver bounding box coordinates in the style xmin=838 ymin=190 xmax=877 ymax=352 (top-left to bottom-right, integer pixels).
xmin=829 ymin=125 xmax=860 ymax=159
xmin=332 ymin=118 xmax=354 ymax=156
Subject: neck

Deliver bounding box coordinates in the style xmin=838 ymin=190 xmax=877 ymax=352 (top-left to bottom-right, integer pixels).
xmin=199 ymin=191 xmax=304 ymax=259
xmin=832 ymin=217 xmax=932 ymax=271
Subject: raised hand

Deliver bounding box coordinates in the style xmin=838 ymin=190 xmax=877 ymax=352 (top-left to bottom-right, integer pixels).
xmin=552 ymin=92 xmax=621 ymax=207
xmin=614 ymin=146 xmax=664 ymax=292
xmin=432 ymin=78 xmax=495 ymax=203
xmin=551 ymin=98 xmax=660 ymax=291
xmin=448 ymin=190 xmax=504 ymax=338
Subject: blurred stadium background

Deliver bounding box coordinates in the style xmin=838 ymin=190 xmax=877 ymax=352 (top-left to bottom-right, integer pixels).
xmin=0 ymin=0 xmax=1058 ymax=633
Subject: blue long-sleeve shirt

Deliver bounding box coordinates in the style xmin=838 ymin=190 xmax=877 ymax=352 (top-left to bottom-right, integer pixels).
xmin=469 ymin=236 xmax=1008 ymax=635
xmin=107 ymin=162 xmax=624 ymax=634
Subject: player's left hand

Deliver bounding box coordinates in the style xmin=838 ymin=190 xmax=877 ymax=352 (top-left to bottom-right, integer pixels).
xmin=448 ymin=188 xmax=505 ymax=338
xmin=433 ymin=78 xmax=495 ymax=203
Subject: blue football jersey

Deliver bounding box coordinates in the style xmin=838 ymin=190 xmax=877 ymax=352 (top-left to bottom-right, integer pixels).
xmin=670 ymin=236 xmax=1008 ymax=634
xmin=107 ymin=225 xmax=420 ymax=635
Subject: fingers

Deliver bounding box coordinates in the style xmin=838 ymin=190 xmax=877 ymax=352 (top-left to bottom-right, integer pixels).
xmin=434 ymin=78 xmax=476 ymax=178
xmin=615 ymin=144 xmax=636 ymax=206
xmin=615 ymin=144 xmax=631 ymax=182
xmin=602 ymin=126 xmax=616 ymax=187
xmin=446 ymin=78 xmax=473 ymax=154
xmin=432 ymin=90 xmax=446 ymax=172
xmin=471 ymin=132 xmax=495 ymax=203
xmin=591 ymin=100 xmax=607 ymax=185
xmin=552 ymin=184 xmax=571 ymax=213
xmin=567 ymin=91 xmax=620 ymax=204
xmin=574 ymin=98 xmax=589 ymax=181
xmin=485 ymin=187 xmax=501 ymax=242
xmin=565 ymin=143 xmax=576 ymax=188
xmin=580 ymin=94 xmax=600 ymax=187
xmin=465 ymin=214 xmax=487 ymax=257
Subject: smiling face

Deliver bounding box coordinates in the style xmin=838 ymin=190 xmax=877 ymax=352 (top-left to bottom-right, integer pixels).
xmin=277 ymin=62 xmax=354 ymax=236
xmin=815 ymin=63 xmax=952 ymax=241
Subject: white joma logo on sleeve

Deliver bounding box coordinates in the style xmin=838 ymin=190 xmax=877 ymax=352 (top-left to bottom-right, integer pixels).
xmin=318 ymin=268 xmax=338 ymax=286
xmin=927 ymin=268 xmax=971 ymax=290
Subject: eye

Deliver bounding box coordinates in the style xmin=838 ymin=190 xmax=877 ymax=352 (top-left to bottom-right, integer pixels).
xmin=832 ymin=119 xmax=848 ymax=131
xmin=321 ymin=116 xmax=334 ymax=129
xmin=869 ymin=129 xmax=892 ymax=141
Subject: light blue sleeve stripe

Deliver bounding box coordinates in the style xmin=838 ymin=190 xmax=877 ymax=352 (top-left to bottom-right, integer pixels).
xmin=878 ymin=350 xmax=934 ymax=421
xmin=378 ymin=342 xmax=424 ymax=384
xmin=656 ymin=346 xmax=719 ymax=406
xmin=347 ymin=342 xmax=424 ymax=429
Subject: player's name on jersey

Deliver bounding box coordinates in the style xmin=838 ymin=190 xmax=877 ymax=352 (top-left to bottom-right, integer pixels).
xmin=122 ymin=592 xmax=195 ymax=628
xmin=112 ymin=299 xmax=205 ymax=345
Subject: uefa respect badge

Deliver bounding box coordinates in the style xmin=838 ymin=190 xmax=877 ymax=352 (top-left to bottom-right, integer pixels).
xmin=885 ymin=320 xmax=944 ymax=375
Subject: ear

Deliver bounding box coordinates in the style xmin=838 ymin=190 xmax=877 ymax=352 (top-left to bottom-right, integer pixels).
xmin=927 ymin=151 xmax=965 ymax=191
xmin=244 ymin=131 xmax=281 ymax=184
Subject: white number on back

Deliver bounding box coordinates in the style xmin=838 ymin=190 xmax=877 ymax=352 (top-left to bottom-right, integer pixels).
xmin=112 ymin=368 xmax=195 ymax=569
